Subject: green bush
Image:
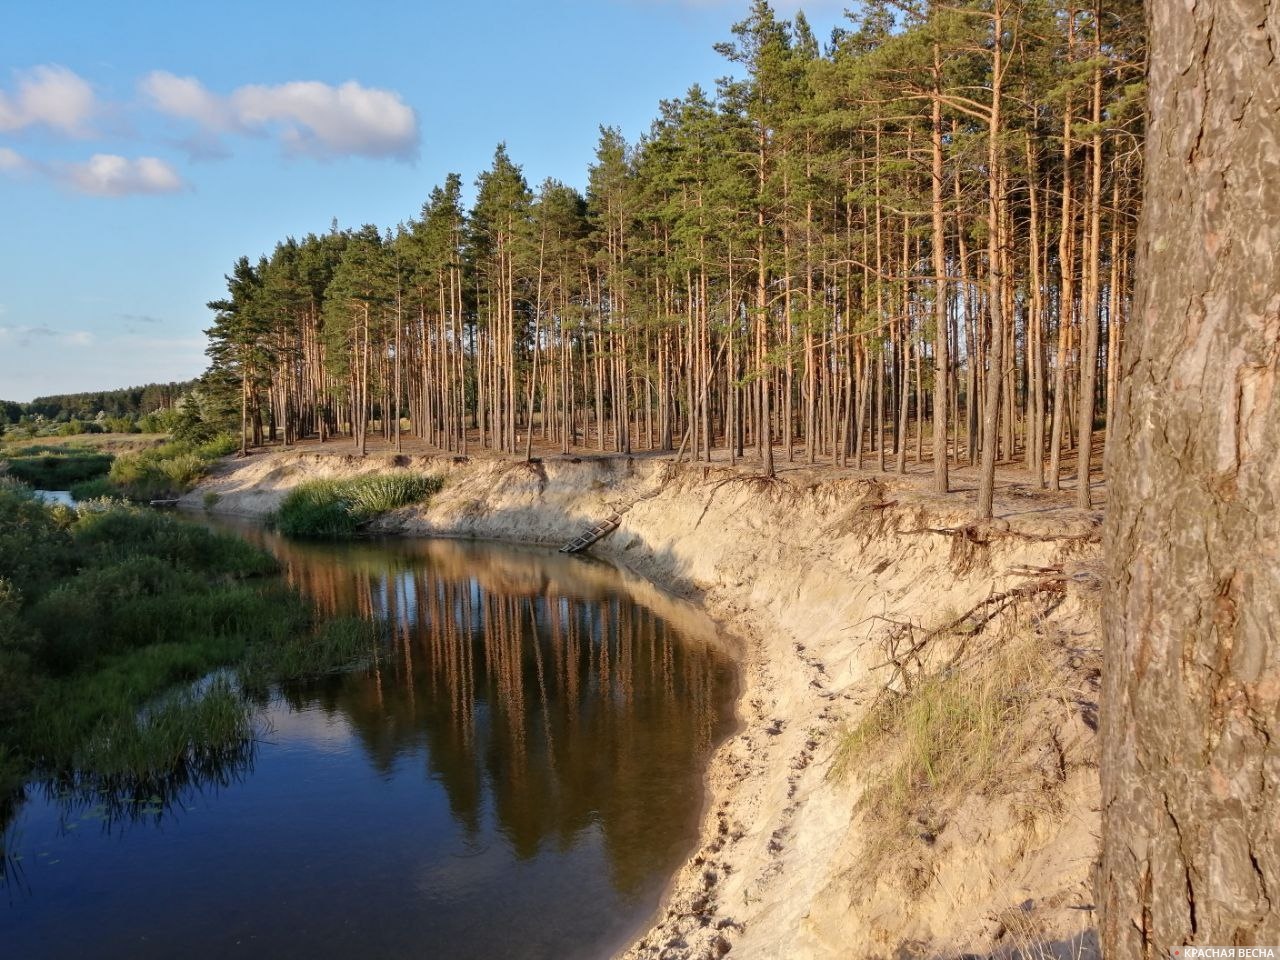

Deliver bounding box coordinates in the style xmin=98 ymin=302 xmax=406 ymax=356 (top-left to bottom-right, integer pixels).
xmin=275 ymin=473 xmax=444 ymax=538
xmin=71 ymin=503 xmax=279 ymax=577
xmin=103 ymin=416 xmax=138 ymax=434
xmin=196 ymin=433 xmax=239 ymax=459
xmin=0 ymin=481 xmax=75 ymax=597
xmin=24 ymin=556 xmax=271 ymax=674
xmin=103 ymin=432 xmax=236 ymax=500
xmin=68 ymin=477 xmax=116 ymax=500
xmin=0 ymin=595 xmax=37 ymax=747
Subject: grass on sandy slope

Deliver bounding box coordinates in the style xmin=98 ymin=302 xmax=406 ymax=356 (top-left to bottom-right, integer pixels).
xmin=834 ymin=612 xmax=1054 ymax=860
xmin=275 ymin=473 xmax=444 ymax=537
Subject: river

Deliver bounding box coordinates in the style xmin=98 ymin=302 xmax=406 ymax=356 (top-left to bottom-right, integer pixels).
xmin=1 ymin=516 xmax=737 ymax=959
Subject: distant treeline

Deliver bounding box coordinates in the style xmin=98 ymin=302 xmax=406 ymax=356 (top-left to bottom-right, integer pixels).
xmin=1 ymin=381 xmax=196 ymax=424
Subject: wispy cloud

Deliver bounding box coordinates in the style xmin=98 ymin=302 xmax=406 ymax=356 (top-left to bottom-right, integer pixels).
xmin=116 ymin=312 xmax=164 ymax=324
xmin=141 ymin=72 xmax=419 ymax=161
xmin=0 ymin=324 xmax=95 ymax=348
xmin=140 ymin=71 xmax=233 ymax=132
xmin=0 ymin=65 xmax=97 ymax=137
xmin=59 ymin=153 xmax=187 ymax=196
xmin=0 ymin=146 xmax=29 ymax=173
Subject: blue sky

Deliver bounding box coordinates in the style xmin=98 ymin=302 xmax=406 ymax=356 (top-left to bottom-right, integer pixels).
xmin=0 ymin=0 xmax=846 ymax=403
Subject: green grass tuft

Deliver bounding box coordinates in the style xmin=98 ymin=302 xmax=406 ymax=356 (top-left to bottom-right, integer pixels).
xmin=833 ymin=627 xmax=1047 ymax=851
xmin=240 ymin=616 xmax=378 ymax=690
xmin=69 ymin=678 xmax=254 ymax=784
xmin=275 ymin=473 xmax=443 ymax=538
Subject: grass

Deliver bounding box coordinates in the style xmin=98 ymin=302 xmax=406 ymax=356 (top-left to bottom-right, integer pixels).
xmin=275 ymin=473 xmax=444 ymax=537
xmin=0 ymin=483 xmax=385 ymax=825
xmin=70 ymin=678 xmax=253 ymax=784
xmin=3 ymin=432 xmax=165 ymax=455
xmin=32 ymin=682 xmax=261 ymax=833
xmin=0 ymin=445 xmax=114 ymax=489
xmin=0 ymin=432 xmax=235 ymax=503
xmin=834 ymin=623 xmax=1048 ymax=851
xmin=103 ymin=433 xmax=238 ymax=500
xmin=239 ymin=617 xmax=377 ymax=691
xmin=70 ymin=502 xmax=280 ymax=577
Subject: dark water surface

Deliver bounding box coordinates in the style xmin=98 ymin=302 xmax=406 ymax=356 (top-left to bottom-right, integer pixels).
xmin=2 ymin=524 xmax=736 ymax=959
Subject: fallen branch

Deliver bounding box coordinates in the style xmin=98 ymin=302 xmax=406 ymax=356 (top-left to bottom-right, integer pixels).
xmin=864 ymin=576 xmax=1070 ymax=684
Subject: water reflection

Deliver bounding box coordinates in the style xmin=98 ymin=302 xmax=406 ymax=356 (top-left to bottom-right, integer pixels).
xmin=3 ymin=527 xmax=736 ymax=960
xmin=31 ymin=489 xmax=75 ymax=507
xmin=263 ymin=532 xmax=731 ymax=898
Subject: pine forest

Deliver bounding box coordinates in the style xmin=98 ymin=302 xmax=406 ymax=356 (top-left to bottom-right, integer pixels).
xmin=203 ymin=0 xmax=1146 ymax=520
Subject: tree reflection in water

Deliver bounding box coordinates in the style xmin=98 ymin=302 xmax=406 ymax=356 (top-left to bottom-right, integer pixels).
xmin=267 ymin=533 xmax=734 ymax=898
xmin=2 ymin=528 xmax=736 ymax=959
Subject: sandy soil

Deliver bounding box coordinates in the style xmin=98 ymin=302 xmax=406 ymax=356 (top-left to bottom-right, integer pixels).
xmin=187 ymin=448 xmax=1104 ymax=960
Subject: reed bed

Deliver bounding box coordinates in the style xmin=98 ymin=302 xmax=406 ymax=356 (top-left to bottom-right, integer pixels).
xmin=0 ymin=483 xmax=385 ymax=823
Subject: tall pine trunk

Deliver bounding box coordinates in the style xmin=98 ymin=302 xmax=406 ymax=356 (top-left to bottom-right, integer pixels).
xmin=1099 ymin=0 xmax=1280 ymax=948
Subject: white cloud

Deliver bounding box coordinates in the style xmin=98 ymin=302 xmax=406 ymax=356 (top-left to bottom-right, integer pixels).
xmin=0 ymin=147 xmax=185 ymax=197
xmin=0 ymin=146 xmax=28 ymax=172
xmin=142 ymin=71 xmax=419 ymax=160
xmin=140 ymin=71 xmax=234 ymax=132
xmin=60 ymin=153 xmax=187 ymax=197
xmin=232 ymin=80 xmax=418 ymax=158
xmin=0 ymin=65 xmax=97 ymax=137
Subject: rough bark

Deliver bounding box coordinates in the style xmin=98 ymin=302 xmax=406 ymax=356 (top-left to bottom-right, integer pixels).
xmin=1099 ymin=0 xmax=1280 ymax=951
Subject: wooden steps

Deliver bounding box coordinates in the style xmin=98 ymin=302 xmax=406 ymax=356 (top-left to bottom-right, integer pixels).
xmin=560 ymin=512 xmax=622 ymax=554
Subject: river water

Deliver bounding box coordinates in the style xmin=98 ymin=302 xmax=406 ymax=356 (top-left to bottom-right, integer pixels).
xmin=1 ymin=521 xmax=736 ymax=959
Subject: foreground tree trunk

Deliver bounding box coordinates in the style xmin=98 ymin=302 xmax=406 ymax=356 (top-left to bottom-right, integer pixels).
xmin=1099 ymin=0 xmax=1280 ymax=951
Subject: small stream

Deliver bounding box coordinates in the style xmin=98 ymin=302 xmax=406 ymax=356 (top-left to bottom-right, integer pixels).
xmin=1 ymin=514 xmax=737 ymax=959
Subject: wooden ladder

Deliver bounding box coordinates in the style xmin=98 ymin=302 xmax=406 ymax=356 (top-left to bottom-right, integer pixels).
xmin=560 ymin=511 xmax=623 ymax=554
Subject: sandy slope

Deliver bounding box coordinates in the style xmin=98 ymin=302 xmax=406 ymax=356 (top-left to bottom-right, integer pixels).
xmin=187 ymin=450 xmax=1104 ymax=959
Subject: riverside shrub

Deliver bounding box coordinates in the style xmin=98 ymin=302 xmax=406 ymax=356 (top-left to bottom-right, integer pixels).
xmin=104 ymin=432 xmax=237 ymax=500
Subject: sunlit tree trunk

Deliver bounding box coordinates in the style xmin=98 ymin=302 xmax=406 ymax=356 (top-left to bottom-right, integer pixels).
xmin=1100 ymin=0 xmax=1280 ymax=949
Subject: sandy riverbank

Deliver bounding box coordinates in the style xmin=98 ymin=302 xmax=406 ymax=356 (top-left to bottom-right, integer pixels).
xmin=187 ymin=449 xmax=1104 ymax=960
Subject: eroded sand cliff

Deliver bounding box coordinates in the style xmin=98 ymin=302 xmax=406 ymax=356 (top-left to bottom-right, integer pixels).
xmin=188 ymin=451 xmax=1103 ymax=960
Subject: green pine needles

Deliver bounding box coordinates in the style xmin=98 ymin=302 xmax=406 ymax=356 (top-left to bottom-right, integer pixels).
xmin=275 ymin=473 xmax=444 ymax=538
